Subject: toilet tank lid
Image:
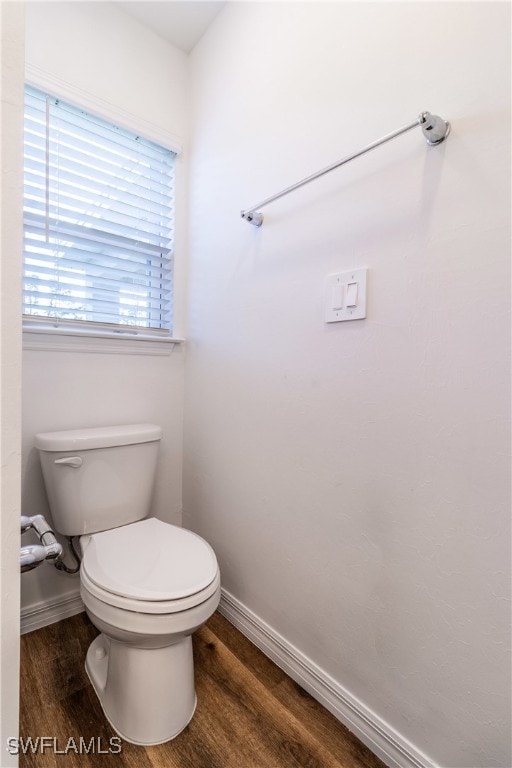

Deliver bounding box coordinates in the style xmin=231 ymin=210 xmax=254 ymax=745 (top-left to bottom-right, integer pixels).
xmin=35 ymin=423 xmax=162 ymax=452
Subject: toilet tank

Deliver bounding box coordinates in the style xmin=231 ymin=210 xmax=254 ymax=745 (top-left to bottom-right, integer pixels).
xmin=35 ymin=424 xmax=162 ymax=536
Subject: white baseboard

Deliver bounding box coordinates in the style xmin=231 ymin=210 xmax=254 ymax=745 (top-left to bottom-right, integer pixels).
xmin=21 ymin=592 xmax=84 ymax=635
xmin=218 ymin=589 xmax=437 ymax=768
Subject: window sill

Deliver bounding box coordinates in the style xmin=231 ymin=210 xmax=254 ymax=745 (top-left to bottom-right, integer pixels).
xmin=23 ymin=327 xmax=185 ymax=356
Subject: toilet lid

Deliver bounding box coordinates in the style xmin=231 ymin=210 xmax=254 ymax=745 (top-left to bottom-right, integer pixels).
xmin=81 ymin=518 xmax=218 ymax=602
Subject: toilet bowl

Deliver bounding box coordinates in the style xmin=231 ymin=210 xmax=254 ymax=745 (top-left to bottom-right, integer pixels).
xmin=79 ymin=517 xmax=220 ymax=745
xmin=35 ymin=424 xmax=220 ymax=745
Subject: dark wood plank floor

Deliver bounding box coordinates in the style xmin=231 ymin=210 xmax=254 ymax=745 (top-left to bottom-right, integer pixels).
xmin=19 ymin=611 xmax=385 ymax=768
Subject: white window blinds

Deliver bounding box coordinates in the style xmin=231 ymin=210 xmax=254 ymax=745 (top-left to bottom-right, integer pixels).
xmin=23 ymin=85 xmax=175 ymax=335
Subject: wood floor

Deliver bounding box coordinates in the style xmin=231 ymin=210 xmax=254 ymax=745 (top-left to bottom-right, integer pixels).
xmin=19 ymin=611 xmax=386 ymax=768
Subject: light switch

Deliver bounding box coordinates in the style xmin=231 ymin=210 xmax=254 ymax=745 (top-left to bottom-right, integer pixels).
xmin=331 ymin=284 xmax=343 ymax=310
xmin=324 ymin=268 xmax=367 ymax=323
xmin=346 ymin=282 xmax=358 ymax=307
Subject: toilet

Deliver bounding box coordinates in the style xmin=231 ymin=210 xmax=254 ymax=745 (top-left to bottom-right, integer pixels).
xmin=35 ymin=423 xmax=220 ymax=746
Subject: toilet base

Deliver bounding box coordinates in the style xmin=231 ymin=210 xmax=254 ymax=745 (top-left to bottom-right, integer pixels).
xmin=85 ymin=633 xmax=197 ymax=745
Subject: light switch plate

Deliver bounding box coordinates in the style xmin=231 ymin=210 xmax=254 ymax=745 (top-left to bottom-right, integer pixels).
xmin=325 ymin=268 xmax=367 ymax=323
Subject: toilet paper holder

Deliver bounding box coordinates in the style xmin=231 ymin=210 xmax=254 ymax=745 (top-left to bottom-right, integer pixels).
xmin=20 ymin=514 xmax=63 ymax=573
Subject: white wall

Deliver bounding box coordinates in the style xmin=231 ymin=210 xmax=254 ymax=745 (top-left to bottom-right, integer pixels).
xmin=21 ymin=1 xmax=189 ymax=616
xmin=185 ymin=3 xmax=511 ymax=768
xmin=0 ymin=2 xmax=24 ymax=762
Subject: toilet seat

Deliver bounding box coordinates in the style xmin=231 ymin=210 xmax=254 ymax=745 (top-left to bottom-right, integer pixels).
xmin=81 ymin=518 xmax=219 ymax=614
xmin=81 ymin=567 xmax=221 ymax=614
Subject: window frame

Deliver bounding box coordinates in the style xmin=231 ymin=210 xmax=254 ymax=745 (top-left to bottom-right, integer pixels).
xmin=22 ymin=71 xmax=184 ymax=352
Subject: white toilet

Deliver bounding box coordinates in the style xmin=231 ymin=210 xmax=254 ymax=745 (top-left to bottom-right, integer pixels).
xmin=35 ymin=423 xmax=220 ymax=746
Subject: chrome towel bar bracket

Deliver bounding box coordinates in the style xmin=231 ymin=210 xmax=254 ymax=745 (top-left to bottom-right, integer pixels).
xmin=240 ymin=111 xmax=450 ymax=226
xmin=20 ymin=514 xmax=63 ymax=572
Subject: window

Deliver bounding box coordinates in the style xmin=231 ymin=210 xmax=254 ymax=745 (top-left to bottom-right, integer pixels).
xmin=23 ymin=85 xmax=175 ymax=337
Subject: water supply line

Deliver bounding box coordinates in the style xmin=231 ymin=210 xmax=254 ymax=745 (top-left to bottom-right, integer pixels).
xmin=54 ymin=536 xmax=81 ymax=574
